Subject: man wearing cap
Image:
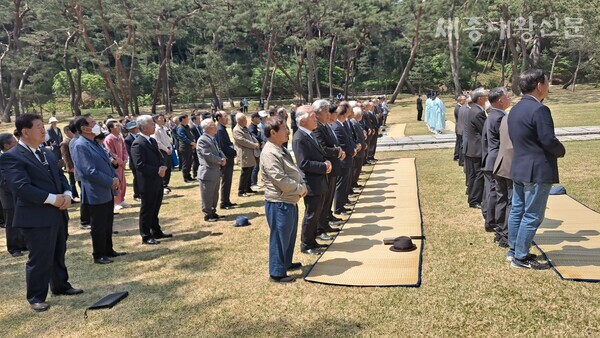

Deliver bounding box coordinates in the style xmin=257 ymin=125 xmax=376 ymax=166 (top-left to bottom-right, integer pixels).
xmin=233 ymin=113 xmax=260 ymax=197
xmin=124 ymin=122 xmax=141 ymax=201
xmin=176 ymin=114 xmax=196 ymax=183
xmin=196 ymin=119 xmax=226 ymax=221
xmin=215 ymin=111 xmax=237 ymax=209
xmin=46 ymin=117 xmax=63 ymax=166
xmin=262 ymin=116 xmax=307 ymax=283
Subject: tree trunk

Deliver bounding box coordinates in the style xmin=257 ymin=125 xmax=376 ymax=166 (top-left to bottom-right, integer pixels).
xmin=390 ymin=5 xmax=422 ymax=103
xmin=499 ymin=39 xmax=507 ymax=87
xmin=270 ymin=52 xmax=305 ymax=100
xmin=530 ymin=34 xmax=541 ymax=67
xmin=260 ymin=33 xmax=273 ymax=100
xmin=328 ymin=35 xmax=337 ymax=98
xmin=63 ymin=31 xmax=81 ymax=116
xmin=501 ymin=4 xmax=521 ymax=95
xmin=447 ymin=7 xmax=462 ymax=97
xmin=306 ymin=52 xmax=314 ymax=102
xmin=571 ymin=50 xmax=582 ymax=92
xmin=487 ymin=41 xmax=500 ymax=72
xmin=519 ymin=36 xmax=529 ymax=71
xmin=266 ymin=64 xmax=277 ymax=106
xmin=549 ymin=52 xmax=559 ymax=84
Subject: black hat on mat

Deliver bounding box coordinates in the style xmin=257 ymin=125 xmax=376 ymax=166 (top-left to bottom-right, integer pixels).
xmin=389 ymin=236 xmax=417 ymax=252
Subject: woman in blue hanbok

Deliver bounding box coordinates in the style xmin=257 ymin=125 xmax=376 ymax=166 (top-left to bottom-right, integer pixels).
xmin=424 ymin=93 xmax=434 ymax=130
xmin=431 ymin=94 xmax=446 ymax=133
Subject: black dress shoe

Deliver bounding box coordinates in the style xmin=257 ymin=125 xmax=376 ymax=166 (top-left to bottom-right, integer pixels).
xmin=220 ymin=205 xmax=234 ymax=210
xmin=469 ymin=203 xmax=482 ymax=209
xmin=30 ymin=302 xmax=50 ymax=312
xmin=322 ymin=227 xmax=341 ymax=233
xmin=269 ymin=275 xmax=296 ymax=283
xmin=212 ymin=213 xmax=225 ymax=219
xmin=238 ymin=193 xmax=249 ymax=197
xmin=79 ymin=224 xmax=91 ymax=230
xmin=353 ymin=184 xmax=363 ymax=188
xmin=204 ymin=216 xmax=218 ymax=222
xmin=315 ymin=243 xmax=329 ymax=249
xmin=287 ymin=262 xmax=302 ymax=270
xmin=317 ymin=233 xmax=333 ymax=241
xmin=334 ymin=209 xmax=350 ymax=215
xmin=154 ymin=233 xmax=173 ymax=239
xmin=10 ymin=251 xmax=23 ymax=257
xmin=301 ymin=248 xmax=322 ymax=255
xmin=109 ymin=251 xmax=127 ymax=257
xmin=142 ymin=238 xmax=160 ymax=245
xmin=94 ymin=256 xmax=113 ymax=264
xmin=54 ymin=288 xmax=84 ymax=296
xmin=329 ymin=216 xmax=343 ymax=222
xmin=484 ymin=227 xmax=495 ymax=233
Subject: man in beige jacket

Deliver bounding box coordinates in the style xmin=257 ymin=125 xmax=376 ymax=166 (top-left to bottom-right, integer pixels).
xmin=233 ymin=113 xmax=260 ymax=197
xmin=261 ymin=116 xmax=307 ymax=283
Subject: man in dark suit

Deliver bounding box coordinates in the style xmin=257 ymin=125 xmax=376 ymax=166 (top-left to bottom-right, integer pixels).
xmin=0 ymin=133 xmax=26 ymax=257
xmin=456 ymin=96 xmax=470 ymax=167
xmin=350 ymin=107 xmax=368 ymax=188
xmin=416 ymin=95 xmax=423 ymax=121
xmin=332 ymin=104 xmax=357 ymax=215
xmin=176 ymin=114 xmax=196 ymax=183
xmin=124 ymin=122 xmax=140 ymax=201
xmin=292 ymin=105 xmax=332 ymax=255
xmin=507 ymin=69 xmax=565 ymax=270
xmin=483 ymin=87 xmax=511 ymax=240
xmin=196 ymin=119 xmax=226 ymax=221
xmin=453 ymin=95 xmax=465 ymax=162
xmin=0 ymin=114 xmax=82 ymax=312
xmin=71 ymin=115 xmax=126 ymax=264
xmin=190 ymin=115 xmax=203 ymax=180
xmin=463 ymin=88 xmax=488 ymax=209
xmin=215 ymin=111 xmax=237 ymax=209
xmin=131 ymin=115 xmax=172 ymax=245
xmin=312 ymin=100 xmax=344 ymax=232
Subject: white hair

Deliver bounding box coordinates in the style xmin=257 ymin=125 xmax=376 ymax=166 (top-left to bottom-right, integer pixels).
xmin=136 ymin=115 xmax=154 ymax=130
xmin=200 ymin=118 xmax=214 ymax=130
xmin=311 ymin=99 xmax=330 ymax=115
xmin=277 ymin=107 xmax=286 ymax=114
xmin=471 ymin=87 xmax=489 ymax=104
xmin=353 ymin=107 xmax=362 ymax=116
xmin=348 ymin=101 xmax=357 ymax=108
xmin=295 ymin=105 xmax=312 ymax=126
xmin=235 ymin=112 xmax=246 ymax=123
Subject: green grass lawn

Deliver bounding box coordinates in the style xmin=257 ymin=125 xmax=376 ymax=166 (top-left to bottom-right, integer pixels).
xmin=0 ymin=136 xmax=598 ymax=337
xmin=387 ymin=85 xmax=600 ymax=136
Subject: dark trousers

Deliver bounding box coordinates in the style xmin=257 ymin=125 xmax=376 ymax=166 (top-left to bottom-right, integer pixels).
xmin=368 ymin=132 xmax=378 ymax=160
xmin=251 ymin=157 xmax=260 ymax=186
xmin=465 ymin=156 xmax=483 ymax=206
xmin=494 ymin=175 xmax=512 ymax=242
xmin=353 ymin=153 xmax=366 ymax=185
xmin=301 ymin=194 xmax=325 ymax=249
xmin=334 ymin=169 xmax=351 ymax=212
xmin=454 ymin=134 xmax=464 ymax=165
xmin=139 ymin=183 xmax=164 ymax=240
xmin=129 ymin=160 xmax=140 ymax=198
xmin=179 ymin=148 xmax=193 ymax=181
xmin=68 ymin=172 xmax=79 ymax=199
xmin=220 ymin=161 xmax=234 ymax=206
xmin=239 ymin=167 xmax=253 ymax=195
xmin=192 ymin=150 xmax=199 ymax=179
xmin=417 ymin=108 xmax=423 ymax=121
xmin=482 ymin=171 xmax=497 ymax=231
xmin=160 ymin=150 xmax=172 ymax=187
xmin=21 ymin=222 xmax=72 ymax=303
xmin=77 ymin=181 xmax=90 ymax=225
xmin=4 ymin=208 xmax=26 ymax=254
xmin=88 ymin=200 xmax=115 ymax=259
xmin=323 ymin=174 xmax=338 ymax=222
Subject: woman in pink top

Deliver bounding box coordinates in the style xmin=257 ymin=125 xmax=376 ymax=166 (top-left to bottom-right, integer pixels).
xmin=104 ymin=120 xmax=129 ymax=210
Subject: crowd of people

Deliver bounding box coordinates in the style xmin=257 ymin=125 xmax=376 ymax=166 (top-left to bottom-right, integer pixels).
xmin=453 ymin=68 xmax=566 ymax=270
xmin=0 ymin=95 xmax=388 ymax=311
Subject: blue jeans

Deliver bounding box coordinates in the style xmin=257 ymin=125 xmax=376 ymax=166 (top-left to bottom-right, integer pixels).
xmin=251 ymin=157 xmax=260 ymax=186
xmin=507 ymin=181 xmax=552 ymax=260
xmin=265 ymin=201 xmax=298 ymax=277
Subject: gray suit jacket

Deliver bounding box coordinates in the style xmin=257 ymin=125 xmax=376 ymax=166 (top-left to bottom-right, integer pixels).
xmin=493 ymin=115 xmax=513 ymax=179
xmin=196 ymin=133 xmax=222 ymax=181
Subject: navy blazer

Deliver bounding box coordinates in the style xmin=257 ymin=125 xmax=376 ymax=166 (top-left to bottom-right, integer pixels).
xmin=508 ymin=95 xmax=565 ymax=183
xmin=313 ymin=121 xmax=341 ymax=177
xmin=0 ymin=152 xmax=14 ymax=209
xmin=483 ymin=108 xmax=506 ymax=172
xmin=331 ymin=120 xmax=356 ymax=168
xmin=216 ymin=124 xmax=237 ymax=163
xmin=464 ymin=104 xmax=486 ymax=158
xmin=46 ymin=127 xmax=63 ymax=160
xmin=125 ymin=133 xmax=137 ymax=169
xmin=292 ymin=129 xmax=327 ymax=196
xmin=0 ymin=144 xmax=70 ymax=228
xmin=131 ymin=135 xmax=165 ymax=194
xmin=71 ymin=136 xmax=117 ymax=205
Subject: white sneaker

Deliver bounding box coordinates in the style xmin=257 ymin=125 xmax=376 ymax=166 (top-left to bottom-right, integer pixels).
xmin=120 ymin=202 xmax=131 ymax=208
xmin=114 ymin=204 xmax=124 ymax=211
